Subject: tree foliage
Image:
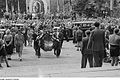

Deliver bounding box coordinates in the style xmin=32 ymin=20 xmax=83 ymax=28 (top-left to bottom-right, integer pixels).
xmin=72 ymin=0 xmax=110 ymax=17
xmin=72 ymin=0 xmax=89 ymax=15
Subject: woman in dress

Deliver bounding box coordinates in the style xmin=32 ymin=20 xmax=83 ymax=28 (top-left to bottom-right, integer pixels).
xmin=0 ymin=32 xmax=10 ymax=67
xmin=4 ymin=29 xmax=13 ymax=60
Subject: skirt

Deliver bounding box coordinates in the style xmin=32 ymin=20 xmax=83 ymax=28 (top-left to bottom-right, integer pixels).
xmin=5 ymin=41 xmax=13 ymax=55
xmin=110 ymin=45 xmax=120 ymax=57
xmin=0 ymin=46 xmax=7 ymax=56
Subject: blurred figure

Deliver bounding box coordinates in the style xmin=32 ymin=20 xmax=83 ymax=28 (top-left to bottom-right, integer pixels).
xmin=88 ymin=22 xmax=106 ymax=67
xmin=4 ymin=30 xmax=13 ymax=60
xmin=76 ymin=27 xmax=83 ymax=51
xmin=14 ymin=30 xmax=24 ymax=61
xmin=109 ymin=28 xmax=120 ymax=66
xmin=73 ymin=25 xmax=77 ymax=44
xmin=27 ymin=29 xmax=33 ymax=47
xmin=0 ymin=34 xmax=10 ymax=67
xmin=81 ymin=30 xmax=93 ymax=68
xmin=23 ymin=27 xmax=28 ymax=47
xmin=32 ymin=30 xmax=38 ymax=55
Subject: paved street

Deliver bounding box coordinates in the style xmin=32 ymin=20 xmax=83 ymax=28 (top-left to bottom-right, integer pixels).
xmin=0 ymin=41 xmax=120 ymax=77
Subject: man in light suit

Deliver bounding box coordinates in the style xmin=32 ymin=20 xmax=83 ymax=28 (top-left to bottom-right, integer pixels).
xmin=87 ymin=22 xmax=105 ymax=67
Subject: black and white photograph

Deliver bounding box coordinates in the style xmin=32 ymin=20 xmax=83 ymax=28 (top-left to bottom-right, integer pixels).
xmin=0 ymin=0 xmax=120 ymax=79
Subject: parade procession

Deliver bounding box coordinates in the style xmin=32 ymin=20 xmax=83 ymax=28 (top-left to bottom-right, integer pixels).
xmin=1 ymin=0 xmax=120 ymax=77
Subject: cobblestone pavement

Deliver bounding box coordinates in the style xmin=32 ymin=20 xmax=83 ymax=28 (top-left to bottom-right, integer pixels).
xmin=0 ymin=41 xmax=120 ymax=77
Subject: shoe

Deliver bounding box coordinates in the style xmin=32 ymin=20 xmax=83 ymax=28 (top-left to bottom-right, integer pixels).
xmin=0 ymin=64 xmax=3 ymax=68
xmin=77 ymin=49 xmax=79 ymax=51
xmin=7 ymin=65 xmax=11 ymax=67
xmin=8 ymin=58 xmax=12 ymax=60
xmin=38 ymin=56 xmax=40 ymax=58
xmin=20 ymin=59 xmax=22 ymax=61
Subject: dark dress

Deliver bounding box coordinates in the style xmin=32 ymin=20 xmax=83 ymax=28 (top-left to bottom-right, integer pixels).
xmin=5 ymin=41 xmax=13 ymax=55
xmin=110 ymin=45 xmax=120 ymax=57
xmin=0 ymin=39 xmax=7 ymax=57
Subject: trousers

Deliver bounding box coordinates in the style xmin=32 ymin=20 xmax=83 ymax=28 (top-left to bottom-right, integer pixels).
xmin=93 ymin=51 xmax=105 ymax=67
xmin=81 ymin=54 xmax=93 ymax=68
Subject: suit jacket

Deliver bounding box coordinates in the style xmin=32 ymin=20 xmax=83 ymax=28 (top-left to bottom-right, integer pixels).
xmin=87 ymin=28 xmax=105 ymax=52
xmin=81 ymin=37 xmax=92 ymax=54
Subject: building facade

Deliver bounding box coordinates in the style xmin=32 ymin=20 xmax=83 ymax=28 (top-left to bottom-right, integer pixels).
xmin=0 ymin=0 xmax=73 ymax=18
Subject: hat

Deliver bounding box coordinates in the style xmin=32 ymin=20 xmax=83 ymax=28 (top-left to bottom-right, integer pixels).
xmin=85 ymin=30 xmax=91 ymax=35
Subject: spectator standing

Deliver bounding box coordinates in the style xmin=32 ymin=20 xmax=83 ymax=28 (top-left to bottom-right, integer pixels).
xmin=14 ymin=30 xmax=24 ymax=61
xmin=32 ymin=30 xmax=38 ymax=55
xmin=88 ymin=22 xmax=106 ymax=67
xmin=76 ymin=27 xmax=83 ymax=51
xmin=23 ymin=27 xmax=28 ymax=47
xmin=73 ymin=25 xmax=77 ymax=44
xmin=81 ymin=30 xmax=93 ymax=68
xmin=109 ymin=28 xmax=120 ymax=66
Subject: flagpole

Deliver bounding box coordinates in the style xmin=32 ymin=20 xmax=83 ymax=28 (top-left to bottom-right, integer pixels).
xmin=110 ymin=0 xmax=113 ymax=10
xmin=110 ymin=0 xmax=113 ymax=17
xmin=18 ymin=0 xmax=20 ymax=13
xmin=6 ymin=0 xmax=8 ymax=12
xmin=57 ymin=0 xmax=59 ymax=13
xmin=11 ymin=0 xmax=14 ymax=13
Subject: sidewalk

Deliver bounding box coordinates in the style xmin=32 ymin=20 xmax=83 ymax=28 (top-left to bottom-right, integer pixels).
xmin=42 ymin=66 xmax=120 ymax=77
xmin=0 ymin=64 xmax=120 ymax=77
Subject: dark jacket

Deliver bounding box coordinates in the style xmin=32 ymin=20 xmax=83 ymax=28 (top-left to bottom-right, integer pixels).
xmin=81 ymin=37 xmax=92 ymax=54
xmin=87 ymin=28 xmax=105 ymax=52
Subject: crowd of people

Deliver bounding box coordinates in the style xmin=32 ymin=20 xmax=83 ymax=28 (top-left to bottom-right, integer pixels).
xmin=72 ymin=20 xmax=120 ymax=68
xmin=0 ymin=15 xmax=120 ymax=69
xmin=0 ymin=18 xmax=68 ymax=67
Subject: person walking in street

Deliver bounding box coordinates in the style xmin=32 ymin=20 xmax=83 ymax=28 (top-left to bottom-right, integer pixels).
xmin=32 ymin=30 xmax=38 ymax=56
xmin=109 ymin=28 xmax=120 ymax=66
xmin=76 ymin=27 xmax=83 ymax=51
xmin=14 ymin=30 xmax=24 ymax=61
xmin=81 ymin=30 xmax=93 ymax=68
xmin=4 ymin=29 xmax=13 ymax=60
xmin=23 ymin=27 xmax=28 ymax=47
xmin=87 ymin=22 xmax=106 ymax=67
xmin=0 ymin=34 xmax=10 ymax=67
xmin=73 ymin=25 xmax=77 ymax=44
xmin=27 ymin=29 xmax=33 ymax=47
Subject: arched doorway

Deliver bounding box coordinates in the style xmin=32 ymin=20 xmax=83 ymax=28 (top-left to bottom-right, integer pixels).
xmin=28 ymin=0 xmax=48 ymax=14
xmin=32 ymin=0 xmax=44 ymax=14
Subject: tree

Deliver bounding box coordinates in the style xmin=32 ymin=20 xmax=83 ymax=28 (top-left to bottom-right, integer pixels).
xmin=72 ymin=0 xmax=89 ymax=16
xmin=113 ymin=0 xmax=118 ymax=7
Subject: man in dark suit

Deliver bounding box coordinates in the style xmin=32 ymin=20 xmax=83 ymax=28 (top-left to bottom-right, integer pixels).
xmin=87 ymin=22 xmax=105 ymax=67
xmin=81 ymin=30 xmax=93 ymax=68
